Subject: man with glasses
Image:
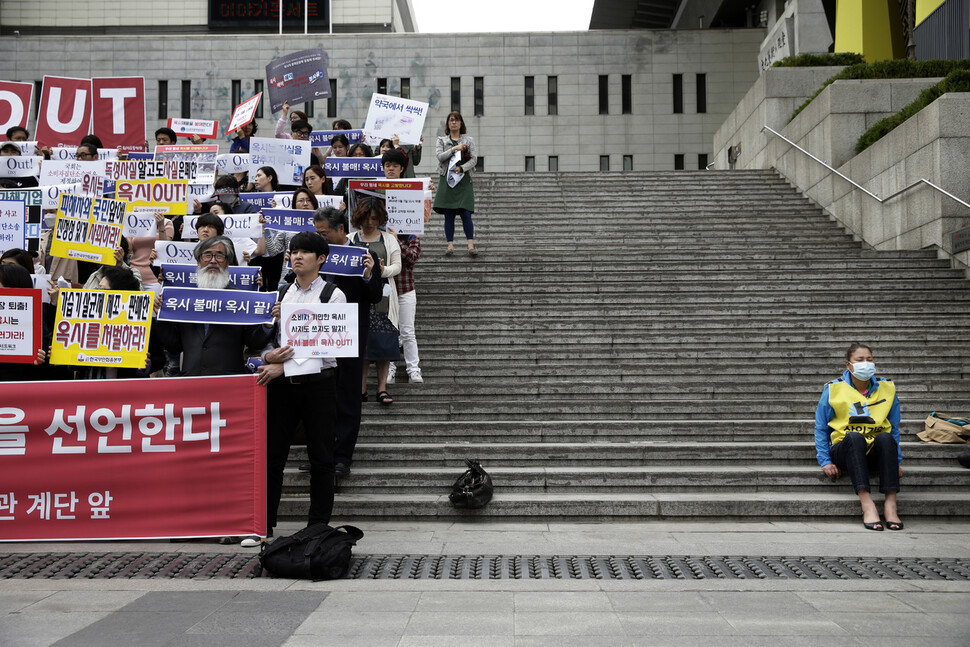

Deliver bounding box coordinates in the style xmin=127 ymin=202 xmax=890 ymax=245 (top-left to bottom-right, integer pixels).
xmin=154 ymin=235 xmax=271 ymax=376
xmin=290 ymin=119 xmax=321 ymax=166
xmin=75 ymin=143 xmax=99 ymax=160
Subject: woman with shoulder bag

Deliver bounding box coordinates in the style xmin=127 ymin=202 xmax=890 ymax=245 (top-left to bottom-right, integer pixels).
xmin=432 ymin=111 xmax=478 ymax=256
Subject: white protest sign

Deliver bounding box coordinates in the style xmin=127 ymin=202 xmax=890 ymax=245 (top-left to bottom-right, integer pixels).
xmin=272 ymin=192 xmax=292 ymax=209
xmin=39 ymin=159 xmax=107 ymax=186
xmin=386 ymin=186 xmax=425 ymax=235
xmin=280 ymin=302 xmax=358 ymax=358
xmin=226 ymin=93 xmax=262 ymax=132
xmin=168 ymin=118 xmax=219 ymax=139
xmin=31 ymin=274 xmax=52 ymax=305
xmin=249 ymin=137 xmax=310 ymax=186
xmin=49 ymin=147 xmax=119 ymax=161
xmin=232 ymin=237 xmax=257 ymax=259
xmin=446 ymin=150 xmax=463 ymax=188
xmin=152 ymin=240 xmax=197 ymax=266
xmin=362 ymin=93 xmax=429 ymax=146
xmin=41 ymin=183 xmax=82 ymax=210
xmin=183 ymin=213 xmax=261 ymax=239
xmin=186 ymin=183 xmax=214 ymax=212
xmin=0 ymin=156 xmax=40 ymax=177
xmin=11 ymin=141 xmax=37 ymax=156
xmin=123 ymin=209 xmax=159 ymax=238
xmin=0 ymin=200 xmax=26 ymax=253
xmin=216 ymin=153 xmax=251 ymax=174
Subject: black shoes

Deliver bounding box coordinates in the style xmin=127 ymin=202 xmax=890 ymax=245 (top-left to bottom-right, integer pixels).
xmin=335 ymin=463 xmax=351 ymax=476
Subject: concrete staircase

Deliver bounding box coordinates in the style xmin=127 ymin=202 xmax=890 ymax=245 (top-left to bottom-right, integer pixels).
xmin=281 ymin=170 xmax=970 ymax=521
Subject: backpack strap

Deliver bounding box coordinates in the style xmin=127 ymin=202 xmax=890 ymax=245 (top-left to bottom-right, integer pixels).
xmin=320 ymin=281 xmax=336 ymax=303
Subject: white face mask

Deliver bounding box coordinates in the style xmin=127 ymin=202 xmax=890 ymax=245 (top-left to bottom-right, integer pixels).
xmin=851 ymin=361 xmax=876 ymax=381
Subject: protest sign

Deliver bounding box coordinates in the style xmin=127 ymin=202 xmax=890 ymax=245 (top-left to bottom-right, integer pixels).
xmin=0 ymin=288 xmax=41 ymax=364
xmin=0 ymin=155 xmax=40 ymax=178
xmin=122 ymin=209 xmax=159 ymax=239
xmin=183 ymin=213 xmax=261 ymax=239
xmin=49 ymin=147 xmax=119 ymax=161
xmin=152 ymin=240 xmax=197 ymax=266
xmin=154 ymin=144 xmax=218 ymax=183
xmin=1 ymin=188 xmax=43 ymax=250
xmin=127 ymin=152 xmax=153 ymax=160
xmin=238 ymin=191 xmax=277 ymax=209
xmin=35 ymin=76 xmax=93 ymax=148
xmin=227 ymin=93 xmax=262 ymax=133
xmin=347 ymin=179 xmax=425 ymax=235
xmin=161 ymin=264 xmax=260 ymax=291
xmin=216 ymin=153 xmax=251 ymax=174
xmin=49 ymin=193 xmax=125 ymax=265
xmin=79 ymin=171 xmax=106 ymax=198
xmin=158 ymin=287 xmax=275 ymax=326
xmin=322 ymin=244 xmax=370 ymax=277
xmin=309 ymin=129 xmax=364 ymax=148
xmin=40 ymin=160 xmax=108 ymax=186
xmin=0 ymin=81 xmax=33 ymax=140
xmin=115 ymin=179 xmax=188 ymax=215
xmin=261 ymin=208 xmax=315 ymax=233
xmin=50 ymin=288 xmax=155 ymax=369
xmin=168 ymin=118 xmax=219 ymax=139
xmin=265 ymin=48 xmax=331 ymax=114
xmin=280 ymin=303 xmax=358 ymax=359
xmin=10 ymin=141 xmax=37 ymax=155
xmin=249 ymin=137 xmax=310 ymax=185
xmin=0 ymin=200 xmax=26 ymax=253
xmin=104 ymin=159 xmax=199 ymax=182
xmin=31 ymin=275 xmax=51 ymax=304
xmin=0 ymin=375 xmax=267 ymax=541
xmin=38 ymin=183 xmax=82 ymax=211
xmin=92 ymin=77 xmax=145 ymax=153
xmin=324 ymin=156 xmax=383 ymax=178
xmin=362 ymin=93 xmax=429 ymax=146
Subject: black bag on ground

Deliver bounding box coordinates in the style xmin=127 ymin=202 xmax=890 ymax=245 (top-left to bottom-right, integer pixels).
xmin=449 ymin=459 xmax=494 ymax=509
xmin=259 ymin=523 xmax=363 ymax=580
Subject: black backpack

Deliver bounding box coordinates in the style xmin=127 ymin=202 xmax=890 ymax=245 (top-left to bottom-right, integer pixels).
xmin=258 ymin=523 xmax=363 ymax=580
xmin=448 ymin=459 xmax=494 ymax=509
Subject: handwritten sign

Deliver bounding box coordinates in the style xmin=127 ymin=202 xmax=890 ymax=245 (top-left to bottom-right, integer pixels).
xmin=51 ymin=288 xmax=155 ymax=369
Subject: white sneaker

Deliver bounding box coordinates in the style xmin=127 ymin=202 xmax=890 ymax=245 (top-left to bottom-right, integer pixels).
xmin=240 ymin=535 xmax=263 ymax=547
xmin=408 ymin=369 xmax=423 ymax=383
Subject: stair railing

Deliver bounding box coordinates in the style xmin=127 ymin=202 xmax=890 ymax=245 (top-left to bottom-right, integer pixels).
xmin=762 ymin=125 xmax=970 ymax=210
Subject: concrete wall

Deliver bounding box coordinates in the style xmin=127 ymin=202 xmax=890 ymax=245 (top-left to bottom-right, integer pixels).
xmin=0 ymin=28 xmax=764 ymax=173
xmin=715 ymin=65 xmax=970 ymax=271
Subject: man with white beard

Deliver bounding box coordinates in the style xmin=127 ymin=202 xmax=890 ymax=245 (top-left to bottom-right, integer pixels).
xmin=154 ymin=235 xmax=271 ymax=376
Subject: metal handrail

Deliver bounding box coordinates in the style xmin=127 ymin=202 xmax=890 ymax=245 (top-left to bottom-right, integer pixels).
xmin=761 ymin=125 xmax=970 ymax=211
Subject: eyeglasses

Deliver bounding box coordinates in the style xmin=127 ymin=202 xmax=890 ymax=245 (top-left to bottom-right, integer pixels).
xmin=75 ymin=152 xmax=97 ymax=160
xmin=293 ymin=130 xmax=310 ymax=136
xmin=200 ymin=251 xmax=227 ymax=261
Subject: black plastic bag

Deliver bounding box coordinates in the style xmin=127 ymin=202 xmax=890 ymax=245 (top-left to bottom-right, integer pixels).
xmin=449 ymin=459 xmax=494 ymax=509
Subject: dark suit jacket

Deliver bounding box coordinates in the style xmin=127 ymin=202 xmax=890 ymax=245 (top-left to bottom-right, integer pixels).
xmin=154 ymin=320 xmax=271 ymax=376
xmin=326 ymin=249 xmax=383 ymax=342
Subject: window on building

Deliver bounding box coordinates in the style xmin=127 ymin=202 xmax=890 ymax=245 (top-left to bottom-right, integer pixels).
xmin=525 ymin=156 xmax=535 ymax=172
xmin=598 ymin=75 xmax=609 ymax=115
xmin=231 ymin=80 xmax=241 ymax=111
xmin=674 ymin=154 xmax=685 ymax=170
xmin=474 ymin=77 xmax=484 ymax=116
xmin=621 ymin=74 xmax=632 ymax=114
xmin=377 ymin=78 xmax=387 ymax=95
xmin=548 ymin=76 xmax=558 ymax=115
xmin=157 ymin=80 xmax=168 ymax=119
xmin=525 ymin=76 xmax=534 ymax=116
xmin=698 ymin=153 xmax=709 ymax=169
xmin=304 ymin=100 xmax=314 ymax=118
xmin=451 ymin=77 xmax=461 ymax=112
xmin=327 ymin=79 xmax=337 ymax=118
xmin=253 ymin=80 xmax=264 ymax=118
xmin=673 ymin=74 xmax=683 ymax=114
xmin=623 ymin=155 xmax=633 ymax=170
xmin=696 ymin=73 xmax=707 ymax=113
xmin=600 ymin=155 xmax=610 ymax=171
xmin=400 ymin=78 xmax=411 ymax=99
xmin=475 ymin=156 xmax=484 ymax=173
xmin=181 ymin=80 xmax=191 ymax=119
xmin=548 ymin=156 xmax=559 ymax=171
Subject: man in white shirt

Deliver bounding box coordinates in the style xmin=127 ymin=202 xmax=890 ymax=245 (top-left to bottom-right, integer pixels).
xmin=255 ymin=232 xmax=347 ymax=543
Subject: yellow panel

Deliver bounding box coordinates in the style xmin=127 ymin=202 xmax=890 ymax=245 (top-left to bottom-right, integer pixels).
xmin=835 ymin=0 xmax=905 ymax=61
xmin=916 ymin=0 xmax=949 ymax=25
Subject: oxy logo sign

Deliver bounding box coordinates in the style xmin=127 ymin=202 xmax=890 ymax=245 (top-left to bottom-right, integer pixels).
xmin=152 ymin=241 xmax=197 ymax=267
xmin=123 ymin=211 xmax=158 ymax=238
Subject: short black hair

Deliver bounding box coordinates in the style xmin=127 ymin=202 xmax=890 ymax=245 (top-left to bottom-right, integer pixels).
xmin=289 ymin=231 xmax=329 ymax=258
xmin=332 ymin=119 xmax=352 ymax=130
xmin=79 ymin=134 xmax=104 ymax=149
xmin=330 ymin=134 xmax=349 ymax=148
xmin=154 ymin=127 xmax=178 ymax=143
xmin=0 ymin=248 xmax=33 ymax=272
xmin=382 ymin=148 xmax=407 ymax=169
xmin=0 ymin=143 xmax=21 ymax=155
xmin=290 ymin=119 xmax=311 ymax=133
xmin=100 ymin=266 xmax=141 ymax=291
xmin=0 ymin=263 xmax=32 ymax=289
xmin=5 ymin=126 xmax=28 ymax=140
xmin=213 ymin=175 xmax=240 ymax=192
xmin=196 ymin=213 xmax=225 ymax=235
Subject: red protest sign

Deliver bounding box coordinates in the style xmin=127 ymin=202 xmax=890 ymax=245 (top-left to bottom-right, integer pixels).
xmin=0 ymin=81 xmax=34 ymax=141
xmin=92 ymin=77 xmax=146 ymax=153
xmin=35 ymin=76 xmax=93 ymax=148
xmin=0 ymin=288 xmax=42 ymax=364
xmin=227 ymin=93 xmax=262 ymax=133
xmin=0 ymin=375 xmax=267 ymax=541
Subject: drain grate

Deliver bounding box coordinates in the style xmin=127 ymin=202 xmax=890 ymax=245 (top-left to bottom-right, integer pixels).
xmin=2 ymin=554 xmax=969 ymax=580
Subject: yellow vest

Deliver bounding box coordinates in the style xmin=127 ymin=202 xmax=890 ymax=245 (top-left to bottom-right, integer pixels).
xmin=826 ymin=378 xmax=896 ymax=451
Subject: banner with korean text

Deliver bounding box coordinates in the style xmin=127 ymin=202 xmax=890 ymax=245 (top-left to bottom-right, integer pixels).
xmin=0 ymin=199 xmax=26 ymax=253
xmin=281 ymin=303 xmax=358 ymax=358
xmin=0 ymin=375 xmax=267 ymax=541
xmin=249 ymin=137 xmax=310 ymax=185
xmin=265 ymin=48 xmax=331 ymax=114
xmin=49 ymin=193 xmax=125 ymax=265
xmin=362 ymin=93 xmax=429 ymax=145
xmin=158 ymin=287 xmax=275 ymax=325
xmin=50 ymin=288 xmax=155 ymax=369
xmin=161 ymin=264 xmax=260 ymax=291
xmin=322 ymin=244 xmax=369 ymax=276
xmin=261 ymin=208 xmax=314 ymax=233
xmin=168 ymin=118 xmax=219 ymax=139
xmin=0 ymin=188 xmax=42 ymax=250
xmin=309 ymin=129 xmax=364 ymax=148
xmin=324 ymin=156 xmax=383 ymax=178
xmin=349 ymin=179 xmax=425 ymax=235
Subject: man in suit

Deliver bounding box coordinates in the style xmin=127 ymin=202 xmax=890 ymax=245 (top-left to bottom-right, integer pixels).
xmin=154 ymin=235 xmax=271 ymax=376
xmin=313 ymin=207 xmax=383 ymax=475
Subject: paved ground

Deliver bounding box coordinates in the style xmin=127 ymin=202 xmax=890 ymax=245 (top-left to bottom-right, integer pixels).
xmin=2 ymin=519 xmax=969 ymax=646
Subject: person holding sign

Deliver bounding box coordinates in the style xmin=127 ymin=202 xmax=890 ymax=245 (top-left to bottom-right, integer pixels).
xmin=433 ymin=111 xmax=478 ymax=256
xmin=255 ymin=232 xmax=347 ymax=544
xmin=230 ymin=121 xmax=258 ymax=154
xmin=348 ymin=198 xmax=401 ymax=405
xmin=0 ymin=264 xmax=49 ymax=381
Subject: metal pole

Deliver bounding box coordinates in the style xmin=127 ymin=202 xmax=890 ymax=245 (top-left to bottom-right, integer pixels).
xmin=329 ymin=0 xmax=333 ymax=34
xmin=305 ymin=0 xmax=308 ymax=34
xmin=279 ymin=0 xmax=283 ymax=35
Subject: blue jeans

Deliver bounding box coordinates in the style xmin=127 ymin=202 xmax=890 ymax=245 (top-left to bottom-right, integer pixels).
xmin=442 ymin=209 xmax=474 ymax=242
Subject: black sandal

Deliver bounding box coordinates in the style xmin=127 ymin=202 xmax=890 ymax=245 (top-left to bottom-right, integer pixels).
xmin=885 ymin=519 xmax=904 ymax=531
xmin=863 ymin=520 xmax=884 ymax=531
xmin=361 ymin=392 xmax=368 ymax=402
xmin=377 ymin=390 xmax=393 ymax=405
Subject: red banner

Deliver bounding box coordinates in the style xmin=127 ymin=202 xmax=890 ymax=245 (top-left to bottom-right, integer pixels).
xmin=0 ymin=81 xmax=34 ymax=141
xmin=92 ymin=77 xmax=146 ymax=153
xmin=35 ymin=76 xmax=93 ymax=148
xmin=0 ymin=375 xmax=267 ymax=541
